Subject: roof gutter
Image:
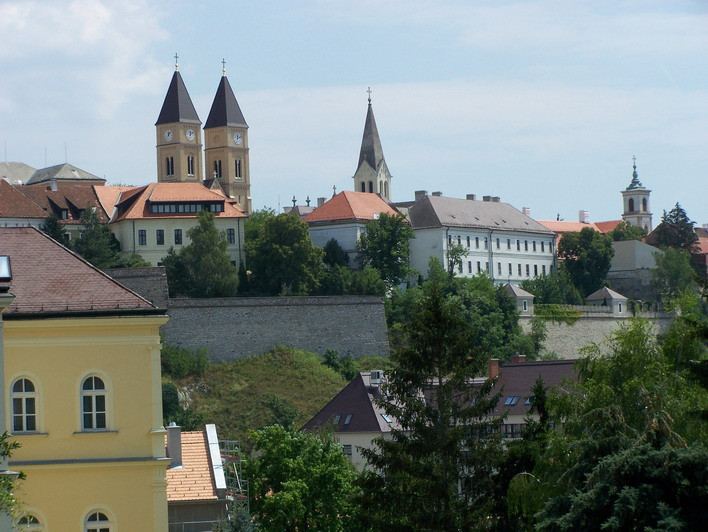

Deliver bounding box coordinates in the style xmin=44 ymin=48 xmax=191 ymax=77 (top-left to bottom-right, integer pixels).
xmin=3 ymin=307 xmax=168 ymax=320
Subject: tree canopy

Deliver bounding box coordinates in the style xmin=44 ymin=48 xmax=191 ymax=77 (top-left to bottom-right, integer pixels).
xmin=607 ymin=220 xmax=647 ymax=241
xmin=246 ymin=213 xmax=323 ymax=295
xmin=356 ymin=213 xmax=414 ymax=287
xmin=648 ymin=203 xmax=700 ymax=254
xmin=247 ymin=425 xmax=357 ymax=532
xmin=40 ymin=213 xmax=69 ymax=246
xmin=520 ymin=266 xmax=584 ymax=305
xmin=557 ymin=227 xmax=614 ymax=296
xmin=651 ymin=247 xmax=698 ymax=303
xmin=72 ymin=207 xmax=124 ymax=269
xmin=162 ymin=211 xmax=239 ymax=298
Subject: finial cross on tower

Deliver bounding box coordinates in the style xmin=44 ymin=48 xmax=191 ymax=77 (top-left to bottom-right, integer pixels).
xmin=222 ymin=58 xmax=227 ymax=76
xmin=174 ymin=53 xmax=179 ymax=71
xmin=367 ymin=86 xmax=372 ymax=104
xmin=632 ymin=155 xmax=637 ymax=166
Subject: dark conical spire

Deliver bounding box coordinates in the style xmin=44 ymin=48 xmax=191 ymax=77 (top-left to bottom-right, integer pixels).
xmin=627 ymin=155 xmax=643 ymax=190
xmin=155 ymin=71 xmax=201 ymax=125
xmin=205 ymin=75 xmax=248 ymax=129
xmin=358 ymin=100 xmax=385 ymax=171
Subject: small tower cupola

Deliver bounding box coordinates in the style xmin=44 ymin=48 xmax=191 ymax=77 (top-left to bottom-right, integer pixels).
xmin=353 ymin=87 xmax=392 ymax=201
xmin=155 ymin=55 xmax=203 ymax=182
xmin=204 ymin=60 xmax=251 ymax=213
xmin=621 ymin=156 xmax=652 ymax=232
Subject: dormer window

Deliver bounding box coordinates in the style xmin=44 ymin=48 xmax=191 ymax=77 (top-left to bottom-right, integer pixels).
xmin=60 ymin=209 xmax=68 ymax=220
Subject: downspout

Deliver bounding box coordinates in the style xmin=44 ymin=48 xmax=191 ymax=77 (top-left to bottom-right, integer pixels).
xmin=488 ymin=228 xmax=494 ymax=281
xmin=238 ymin=217 xmax=243 ymax=267
xmin=132 ymin=220 xmax=136 ymax=253
xmin=445 ymin=226 xmax=451 ymax=275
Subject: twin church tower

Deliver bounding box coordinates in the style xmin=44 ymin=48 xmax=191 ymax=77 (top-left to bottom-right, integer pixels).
xmin=155 ymin=60 xmax=252 ymax=212
xmin=155 ymin=61 xmax=393 ymax=213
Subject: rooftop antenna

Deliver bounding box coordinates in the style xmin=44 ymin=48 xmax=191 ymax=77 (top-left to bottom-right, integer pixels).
xmin=44 ymin=146 xmax=47 ymax=167
xmin=222 ymin=58 xmax=227 ymax=77
xmin=4 ymin=141 xmax=6 ymax=163
xmin=367 ymin=86 xmax=372 ymax=104
xmin=174 ymin=52 xmax=179 ymax=71
xmin=64 ymin=141 xmax=67 ymax=163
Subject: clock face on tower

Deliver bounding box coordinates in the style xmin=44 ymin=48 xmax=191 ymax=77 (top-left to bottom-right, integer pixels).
xmin=186 ymin=129 xmax=195 ymax=142
xmin=163 ymin=129 xmax=174 ymax=142
xmin=233 ymin=133 xmax=242 ymax=145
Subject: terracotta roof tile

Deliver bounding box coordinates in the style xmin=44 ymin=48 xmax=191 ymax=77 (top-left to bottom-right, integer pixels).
xmin=594 ymin=220 xmax=622 ymax=233
xmin=0 ymin=227 xmax=155 ymax=314
xmin=303 ymin=191 xmax=399 ymax=224
xmin=16 ymin=183 xmax=108 ymax=223
xmin=0 ymin=180 xmax=47 ymax=218
xmin=94 ymin=185 xmax=135 ymax=216
xmin=166 ymin=431 xmax=218 ymax=502
xmin=111 ymin=183 xmax=245 ymax=222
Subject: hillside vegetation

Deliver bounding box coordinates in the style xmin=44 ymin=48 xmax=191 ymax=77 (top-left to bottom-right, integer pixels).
xmin=167 ymin=346 xmax=350 ymax=443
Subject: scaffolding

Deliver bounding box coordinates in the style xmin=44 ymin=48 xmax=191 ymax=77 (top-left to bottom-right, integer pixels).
xmin=219 ymin=439 xmax=249 ymax=515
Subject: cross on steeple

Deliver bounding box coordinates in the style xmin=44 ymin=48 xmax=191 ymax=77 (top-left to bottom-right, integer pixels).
xmin=222 ymin=58 xmax=227 ymax=76
xmin=174 ymin=53 xmax=179 ymax=71
xmin=632 ymin=155 xmax=637 ymax=166
xmin=367 ymin=86 xmax=372 ymax=104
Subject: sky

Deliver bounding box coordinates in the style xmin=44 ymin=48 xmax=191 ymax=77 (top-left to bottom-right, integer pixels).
xmin=1 ymin=0 xmax=706 ymax=225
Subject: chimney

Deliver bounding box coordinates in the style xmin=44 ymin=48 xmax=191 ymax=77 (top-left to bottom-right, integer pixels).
xmin=414 ymin=190 xmax=428 ymax=202
xmin=492 ymin=196 xmax=500 ymax=202
xmin=488 ymin=358 xmax=500 ymax=379
xmin=579 ymin=210 xmax=589 ymax=223
xmin=522 ymin=207 xmax=531 ymax=216
xmin=466 ymin=194 xmax=476 ymax=201
xmin=483 ymin=195 xmax=492 ymax=202
xmin=166 ymin=422 xmax=182 ymax=468
xmin=369 ymin=370 xmax=383 ymax=388
xmin=510 ymin=354 xmax=526 ymax=364
xmin=317 ymin=197 xmax=326 ymax=207
xmin=431 ymin=191 xmax=443 ymax=197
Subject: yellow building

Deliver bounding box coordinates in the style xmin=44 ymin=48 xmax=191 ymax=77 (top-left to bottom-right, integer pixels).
xmin=1 ymin=227 xmax=169 ymax=531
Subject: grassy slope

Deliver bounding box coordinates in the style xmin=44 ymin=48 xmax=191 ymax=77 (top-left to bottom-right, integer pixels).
xmin=177 ymin=346 xmax=347 ymax=443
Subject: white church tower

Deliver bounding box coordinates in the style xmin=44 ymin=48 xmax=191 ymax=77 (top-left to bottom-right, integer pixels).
xmin=621 ymin=156 xmax=652 ymax=232
xmin=353 ymin=88 xmax=392 ymax=201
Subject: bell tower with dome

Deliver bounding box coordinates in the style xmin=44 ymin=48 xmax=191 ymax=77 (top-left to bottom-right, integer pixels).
xmin=621 ymin=156 xmax=652 ymax=232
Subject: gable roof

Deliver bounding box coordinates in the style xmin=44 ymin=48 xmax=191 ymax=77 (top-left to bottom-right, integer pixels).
xmin=302 ymin=372 xmax=400 ymax=433
xmin=25 ymin=163 xmax=105 ymax=186
xmin=155 ymin=71 xmax=201 ymax=125
xmin=0 ymin=227 xmax=157 ymax=316
xmin=107 ymin=183 xmax=246 ymax=222
xmin=16 ymin=182 xmax=109 ymax=224
xmin=303 ymin=191 xmax=400 ymax=224
xmin=0 ymin=180 xmax=47 ymax=218
xmin=94 ymin=185 xmax=135 ymax=217
xmin=0 ymin=162 xmax=36 ymax=183
xmin=492 ymin=359 xmax=577 ymax=417
xmin=357 ymin=102 xmax=385 ymax=172
xmin=204 ymin=75 xmax=248 ymax=129
xmin=409 ymin=195 xmax=553 ymax=235
xmin=586 ymin=286 xmax=627 ymax=301
xmin=594 ymin=220 xmax=622 ymax=233
xmin=165 ymin=431 xmax=218 ymax=502
xmin=504 ymin=284 xmax=534 ymax=298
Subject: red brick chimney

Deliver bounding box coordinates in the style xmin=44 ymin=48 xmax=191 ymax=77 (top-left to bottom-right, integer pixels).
xmin=488 ymin=358 xmax=500 ymax=379
xmin=510 ymin=354 xmax=526 ymax=364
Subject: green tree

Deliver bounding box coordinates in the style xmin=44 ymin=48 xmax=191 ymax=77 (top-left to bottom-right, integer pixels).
xmin=237 ymin=262 xmax=251 ymax=295
xmin=72 ymin=207 xmax=123 ymax=269
xmin=40 ymin=213 xmax=69 ymax=246
xmin=247 ymin=425 xmax=357 ymax=532
xmin=244 ymin=206 xmax=277 ymax=244
xmin=649 ymin=203 xmax=700 ymax=254
xmin=607 ymin=220 xmax=647 ymax=241
xmin=446 ymin=243 xmax=467 ymax=276
xmin=520 ymin=266 xmax=584 ymax=305
xmin=651 ymin=247 xmax=698 ymax=303
xmin=0 ymin=432 xmax=22 ymax=517
xmin=262 ymin=394 xmax=299 ymax=429
xmin=358 ymin=277 xmax=503 ymax=530
xmin=317 ymin=264 xmax=386 ymax=296
xmin=162 ymin=211 xmax=239 ymax=298
xmin=247 ymin=214 xmax=323 ymax=295
xmin=557 ymin=227 xmax=614 ymax=296
xmin=356 ymin=213 xmax=414 ymax=287
xmin=322 ymin=238 xmax=349 ymax=267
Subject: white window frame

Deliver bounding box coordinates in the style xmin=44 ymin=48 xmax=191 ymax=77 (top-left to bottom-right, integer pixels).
xmin=81 ymin=376 xmax=108 ymax=431
xmin=11 ymin=377 xmax=38 ymax=433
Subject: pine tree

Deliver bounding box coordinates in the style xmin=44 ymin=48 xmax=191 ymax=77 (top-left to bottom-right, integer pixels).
xmin=358 ymin=278 xmax=503 ymax=530
xmin=40 ymin=213 xmax=69 ymax=246
xmin=650 ymin=203 xmax=700 ymax=254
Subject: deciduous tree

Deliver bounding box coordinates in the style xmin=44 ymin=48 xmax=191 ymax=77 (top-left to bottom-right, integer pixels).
xmin=557 ymin=227 xmax=614 ymax=296
xmin=72 ymin=207 xmax=123 ymax=269
xmin=322 ymin=238 xmax=349 ymax=267
xmin=651 ymin=247 xmax=698 ymax=303
xmin=607 ymin=220 xmax=647 ymax=241
xmin=357 ymin=213 xmax=414 ymax=287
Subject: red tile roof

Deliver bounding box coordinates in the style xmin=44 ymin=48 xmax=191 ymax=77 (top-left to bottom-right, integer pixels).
xmin=0 ymin=227 xmax=155 ymax=314
xmin=166 ymin=431 xmax=218 ymax=502
xmin=14 ymin=182 xmax=108 ymax=223
xmin=108 ymin=183 xmax=246 ymax=222
xmin=0 ymin=180 xmax=47 ymax=218
xmin=94 ymin=185 xmax=134 ymax=216
xmin=303 ymin=191 xmax=399 ymax=224
xmin=594 ymin=220 xmax=622 ymax=233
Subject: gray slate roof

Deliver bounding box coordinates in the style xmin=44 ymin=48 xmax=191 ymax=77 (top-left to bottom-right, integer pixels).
xmin=586 ymin=286 xmax=627 ymax=301
xmin=0 ymin=162 xmax=36 ymax=184
xmin=25 ymin=163 xmax=105 ymax=185
xmin=358 ymin=103 xmax=385 ymax=172
xmin=408 ymin=195 xmax=554 ymax=235
xmin=205 ymin=75 xmax=247 ymax=129
xmin=504 ymin=284 xmax=535 ymax=298
xmin=155 ymin=71 xmax=201 ymax=125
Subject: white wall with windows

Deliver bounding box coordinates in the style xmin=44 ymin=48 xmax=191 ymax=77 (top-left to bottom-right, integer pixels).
xmin=410 ymin=227 xmax=556 ymax=284
xmin=308 ymin=222 xmax=366 ymax=268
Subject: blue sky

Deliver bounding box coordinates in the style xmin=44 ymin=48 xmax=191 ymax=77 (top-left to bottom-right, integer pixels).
xmin=1 ymin=0 xmax=706 ymax=225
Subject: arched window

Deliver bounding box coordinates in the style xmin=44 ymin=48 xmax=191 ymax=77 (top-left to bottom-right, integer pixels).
xmin=384 ymin=182 xmax=388 ymax=198
xmin=642 ymin=198 xmax=647 ymax=212
xmin=17 ymin=514 xmax=42 ymax=531
xmin=82 ymin=376 xmax=107 ymax=430
xmin=12 ymin=378 xmax=37 ymax=433
xmin=628 ymin=198 xmax=635 ymax=212
xmin=360 ymin=181 xmax=366 ymax=192
xmin=379 ymin=180 xmax=383 ymax=194
xmin=85 ymin=511 xmax=111 ymax=532
xmin=368 ymin=181 xmax=373 ymax=193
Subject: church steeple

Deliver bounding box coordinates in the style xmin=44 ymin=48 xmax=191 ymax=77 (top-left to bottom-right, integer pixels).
xmin=353 ymin=88 xmax=392 ymax=200
xmin=621 ymin=156 xmax=652 ymax=232
xmin=155 ymin=64 xmax=203 ymax=182
xmin=204 ymin=62 xmax=251 ymax=213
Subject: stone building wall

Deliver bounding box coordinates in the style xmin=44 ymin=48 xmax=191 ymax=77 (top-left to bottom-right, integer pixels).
xmin=520 ymin=312 xmax=673 ymax=360
xmin=104 ymin=266 xmax=170 ymax=308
